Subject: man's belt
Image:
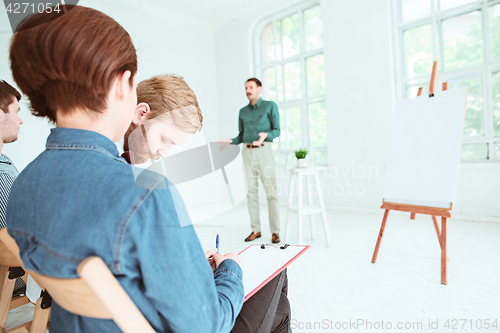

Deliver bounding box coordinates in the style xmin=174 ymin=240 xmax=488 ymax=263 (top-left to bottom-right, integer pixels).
xmin=245 ymin=142 xmax=271 ymax=149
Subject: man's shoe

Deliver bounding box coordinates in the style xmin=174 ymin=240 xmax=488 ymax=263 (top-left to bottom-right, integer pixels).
xmin=245 ymin=232 xmax=261 ymax=242
xmin=272 ymin=233 xmax=280 ymax=244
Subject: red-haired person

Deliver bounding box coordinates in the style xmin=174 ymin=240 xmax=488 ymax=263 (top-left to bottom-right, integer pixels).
xmin=6 ymin=6 xmax=243 ymax=333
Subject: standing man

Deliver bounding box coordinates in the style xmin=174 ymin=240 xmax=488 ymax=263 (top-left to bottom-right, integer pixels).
xmin=0 ymin=80 xmax=25 ymax=295
xmin=221 ymin=78 xmax=281 ymax=243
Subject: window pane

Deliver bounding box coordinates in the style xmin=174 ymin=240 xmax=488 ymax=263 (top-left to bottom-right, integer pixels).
xmin=304 ymin=6 xmax=323 ymax=52
xmin=490 ymin=5 xmax=500 ymax=61
xmin=449 ymin=77 xmax=484 ymax=137
xmin=461 ymin=143 xmax=488 ymax=161
xmin=278 ymin=153 xmax=286 ymax=166
xmin=491 ymin=72 xmax=500 ymax=137
xmin=443 ymin=11 xmax=483 ymax=70
xmin=276 ymin=20 xmax=283 ymax=61
xmin=309 ymin=101 xmax=327 ymax=147
xmin=401 ymin=0 xmax=431 ymax=22
xmin=405 ymin=83 xmax=429 ymax=99
xmin=306 ymin=54 xmax=325 ymax=97
xmin=277 ymin=65 xmax=284 ymax=102
xmin=277 ymin=108 xmax=285 ymax=147
xmin=262 ymin=23 xmax=275 ymax=63
xmin=403 ymin=24 xmax=433 ymax=78
xmin=286 ymin=107 xmax=302 ymax=149
xmin=440 ymin=0 xmax=476 ymax=11
xmin=282 ymin=14 xmax=300 ymax=59
xmin=314 ymin=151 xmax=328 ymax=165
xmin=284 ymin=61 xmax=301 ymax=101
xmin=280 ymin=152 xmax=296 ymax=167
xmin=263 ymin=67 xmax=276 ymax=102
xmin=494 ymin=142 xmax=500 ymax=159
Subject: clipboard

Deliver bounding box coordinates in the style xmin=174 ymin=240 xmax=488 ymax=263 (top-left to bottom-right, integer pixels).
xmin=238 ymin=244 xmax=310 ymax=302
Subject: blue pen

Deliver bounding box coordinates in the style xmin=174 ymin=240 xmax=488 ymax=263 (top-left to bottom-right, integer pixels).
xmin=216 ymin=234 xmax=220 ymax=254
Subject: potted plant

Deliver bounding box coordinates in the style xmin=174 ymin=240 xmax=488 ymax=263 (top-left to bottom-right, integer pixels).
xmin=294 ymin=148 xmax=308 ymax=168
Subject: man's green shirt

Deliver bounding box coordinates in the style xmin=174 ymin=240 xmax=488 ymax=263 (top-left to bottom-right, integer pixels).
xmin=231 ymin=98 xmax=281 ymax=145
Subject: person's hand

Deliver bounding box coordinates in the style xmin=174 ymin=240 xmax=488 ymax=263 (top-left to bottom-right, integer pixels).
xmin=218 ymin=139 xmax=232 ymax=151
xmin=252 ymin=132 xmax=268 ymax=146
xmin=205 ymin=249 xmax=217 ymax=273
xmin=212 ymin=252 xmax=241 ymax=271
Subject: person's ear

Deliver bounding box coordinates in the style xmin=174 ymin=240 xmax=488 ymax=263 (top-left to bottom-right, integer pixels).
xmin=132 ymin=102 xmax=151 ymax=125
xmin=114 ymin=70 xmax=133 ymax=101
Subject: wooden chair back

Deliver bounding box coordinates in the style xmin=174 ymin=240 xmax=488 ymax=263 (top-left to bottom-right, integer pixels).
xmin=26 ymin=256 xmax=155 ymax=333
xmin=0 ymin=228 xmax=50 ymax=333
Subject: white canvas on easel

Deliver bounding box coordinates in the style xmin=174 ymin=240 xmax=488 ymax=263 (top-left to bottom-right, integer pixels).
xmin=372 ymin=61 xmax=469 ymax=285
xmin=383 ymin=87 xmax=469 ymax=209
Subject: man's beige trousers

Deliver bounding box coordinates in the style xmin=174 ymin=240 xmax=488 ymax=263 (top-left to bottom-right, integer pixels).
xmin=242 ymin=144 xmax=280 ymax=234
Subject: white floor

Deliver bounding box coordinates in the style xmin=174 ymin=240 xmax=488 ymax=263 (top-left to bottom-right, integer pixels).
xmin=6 ymin=201 xmax=500 ymax=333
xmin=195 ymin=201 xmax=500 ymax=333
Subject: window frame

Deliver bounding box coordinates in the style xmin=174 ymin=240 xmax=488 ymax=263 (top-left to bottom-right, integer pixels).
xmin=391 ymin=0 xmax=500 ymax=162
xmin=253 ymin=0 xmax=327 ymax=166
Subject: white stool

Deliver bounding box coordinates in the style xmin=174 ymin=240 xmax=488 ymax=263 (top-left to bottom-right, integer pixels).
xmin=284 ymin=166 xmax=331 ymax=247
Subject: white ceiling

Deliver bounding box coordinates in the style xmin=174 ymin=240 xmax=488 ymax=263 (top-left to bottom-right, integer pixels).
xmin=146 ymin=0 xmax=287 ymax=21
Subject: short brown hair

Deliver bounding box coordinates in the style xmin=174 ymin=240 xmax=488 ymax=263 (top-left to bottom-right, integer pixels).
xmin=0 ymin=80 xmax=21 ymax=112
xmin=138 ymin=74 xmax=203 ymax=132
xmin=123 ymin=74 xmax=203 ymax=152
xmin=246 ymin=78 xmax=262 ymax=87
xmin=10 ymin=5 xmax=138 ymax=123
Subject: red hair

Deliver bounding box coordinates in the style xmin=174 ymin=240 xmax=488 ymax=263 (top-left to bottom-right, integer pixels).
xmin=10 ymin=5 xmax=138 ymax=123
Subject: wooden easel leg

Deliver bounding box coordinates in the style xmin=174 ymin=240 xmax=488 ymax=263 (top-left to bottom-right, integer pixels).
xmin=431 ymin=216 xmax=442 ymax=248
xmin=441 ymin=217 xmax=448 ymax=285
xmin=371 ymin=210 xmax=390 ymax=263
xmin=432 ymin=216 xmax=448 ymax=261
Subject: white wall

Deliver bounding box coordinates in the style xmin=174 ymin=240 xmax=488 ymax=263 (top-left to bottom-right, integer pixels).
xmin=213 ymin=0 xmax=500 ymax=220
xmin=213 ymin=0 xmax=395 ymax=211
xmin=0 ymin=0 xmax=220 ymax=170
xmin=1 ymin=0 xmax=498 ymax=219
xmin=0 ymin=10 xmax=53 ymax=171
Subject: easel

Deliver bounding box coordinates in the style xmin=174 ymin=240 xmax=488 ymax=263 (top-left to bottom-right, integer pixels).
xmin=371 ymin=61 xmax=453 ymax=285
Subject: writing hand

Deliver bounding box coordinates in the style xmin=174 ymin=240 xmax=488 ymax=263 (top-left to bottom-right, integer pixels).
xmin=205 ymin=249 xmax=217 ymax=273
xmin=212 ymin=252 xmax=241 ymax=271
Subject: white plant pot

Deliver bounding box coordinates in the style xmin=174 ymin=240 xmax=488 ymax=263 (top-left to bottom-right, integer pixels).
xmin=297 ymin=159 xmax=306 ymax=168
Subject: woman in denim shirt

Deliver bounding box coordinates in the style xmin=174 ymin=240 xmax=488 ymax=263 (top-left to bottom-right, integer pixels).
xmin=6 ymin=6 xmax=244 ymax=333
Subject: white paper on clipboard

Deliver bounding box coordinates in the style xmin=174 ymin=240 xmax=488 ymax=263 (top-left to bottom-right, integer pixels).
xmin=238 ymin=244 xmax=309 ymax=302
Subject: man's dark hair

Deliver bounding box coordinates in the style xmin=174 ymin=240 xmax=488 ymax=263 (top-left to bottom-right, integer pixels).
xmin=0 ymin=80 xmax=21 ymax=113
xmin=246 ymin=78 xmax=262 ymax=87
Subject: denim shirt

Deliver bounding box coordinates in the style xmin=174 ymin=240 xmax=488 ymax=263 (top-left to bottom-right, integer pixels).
xmin=6 ymin=128 xmax=244 ymax=333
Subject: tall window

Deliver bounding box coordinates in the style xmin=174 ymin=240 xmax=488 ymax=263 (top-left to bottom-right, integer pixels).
xmin=255 ymin=2 xmax=326 ymax=166
xmin=393 ymin=0 xmax=500 ymax=161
